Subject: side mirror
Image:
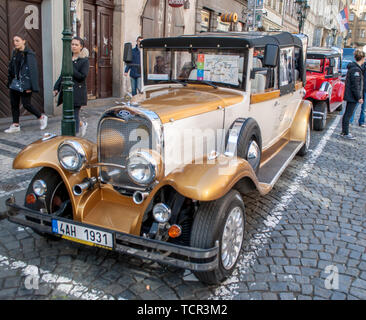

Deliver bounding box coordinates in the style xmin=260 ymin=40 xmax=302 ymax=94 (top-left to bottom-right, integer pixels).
xmin=263 ymin=44 xmax=279 ymax=67
xmin=123 ymin=42 xmax=133 ymax=63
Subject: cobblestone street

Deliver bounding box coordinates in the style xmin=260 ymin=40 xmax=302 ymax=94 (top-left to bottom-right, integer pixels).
xmin=0 ymin=107 xmax=365 ymax=300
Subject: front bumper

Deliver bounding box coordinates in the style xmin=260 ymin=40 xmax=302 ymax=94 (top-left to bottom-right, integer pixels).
xmin=4 ymin=197 xmax=219 ymax=272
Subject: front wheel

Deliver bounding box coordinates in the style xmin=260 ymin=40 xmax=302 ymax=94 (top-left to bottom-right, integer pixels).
xmin=190 ymin=190 xmax=245 ymax=284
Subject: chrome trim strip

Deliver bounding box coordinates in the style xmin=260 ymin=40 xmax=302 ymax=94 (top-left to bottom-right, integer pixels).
xmin=224 ymin=118 xmax=246 ymax=157
xmin=97 ymin=105 xmax=164 ymax=189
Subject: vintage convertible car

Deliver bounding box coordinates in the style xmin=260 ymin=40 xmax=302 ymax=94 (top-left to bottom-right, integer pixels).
xmin=5 ymin=32 xmax=311 ymax=284
xmin=305 ymin=47 xmax=345 ymax=131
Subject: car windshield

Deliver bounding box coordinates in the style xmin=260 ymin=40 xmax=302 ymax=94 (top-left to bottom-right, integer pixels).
xmin=306 ymin=58 xmax=323 ymax=73
xmin=143 ymin=48 xmax=247 ymax=89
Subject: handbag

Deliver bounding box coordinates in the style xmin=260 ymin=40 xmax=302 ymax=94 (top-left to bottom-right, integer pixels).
xmin=9 ymin=78 xmax=24 ymax=92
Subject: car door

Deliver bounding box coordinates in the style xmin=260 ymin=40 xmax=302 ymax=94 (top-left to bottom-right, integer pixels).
xmin=277 ymin=47 xmax=298 ymax=137
xmin=247 ymin=48 xmax=281 ymax=149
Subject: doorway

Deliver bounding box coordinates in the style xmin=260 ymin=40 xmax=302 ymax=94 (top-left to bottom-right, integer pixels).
xmin=83 ymin=0 xmax=113 ymax=99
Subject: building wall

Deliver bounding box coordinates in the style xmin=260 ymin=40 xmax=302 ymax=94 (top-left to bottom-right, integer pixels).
xmin=195 ymin=0 xmax=247 ymax=33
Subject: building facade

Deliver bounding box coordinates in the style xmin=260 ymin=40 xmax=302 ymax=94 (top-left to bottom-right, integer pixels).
xmin=348 ymin=0 xmax=366 ymax=48
xmin=0 ymin=0 xmax=355 ymax=120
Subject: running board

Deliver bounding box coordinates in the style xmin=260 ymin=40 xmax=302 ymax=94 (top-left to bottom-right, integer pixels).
xmin=330 ymin=102 xmax=342 ymax=112
xmin=257 ymin=140 xmax=304 ymax=187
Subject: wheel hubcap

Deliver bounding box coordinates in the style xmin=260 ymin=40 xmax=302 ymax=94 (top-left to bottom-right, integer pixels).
xmin=247 ymin=140 xmax=260 ymax=169
xmin=221 ymin=206 xmax=244 ymax=270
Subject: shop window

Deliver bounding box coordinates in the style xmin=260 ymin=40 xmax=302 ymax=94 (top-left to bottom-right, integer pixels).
xmin=200 ymin=9 xmax=211 ymax=32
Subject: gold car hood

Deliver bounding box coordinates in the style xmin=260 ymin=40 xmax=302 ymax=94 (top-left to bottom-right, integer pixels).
xmin=140 ymin=85 xmax=244 ymax=123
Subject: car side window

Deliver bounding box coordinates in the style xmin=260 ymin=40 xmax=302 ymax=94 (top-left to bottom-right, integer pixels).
xmin=332 ymin=57 xmax=340 ymax=75
xmin=279 ymin=47 xmax=295 ymax=87
xmin=252 ymin=48 xmax=278 ymax=93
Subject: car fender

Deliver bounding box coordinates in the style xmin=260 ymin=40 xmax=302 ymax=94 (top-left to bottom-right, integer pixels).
xmin=290 ymin=99 xmax=312 ymax=141
xmin=160 ymin=155 xmax=271 ymax=202
xmin=307 ymin=90 xmax=329 ymax=101
xmin=331 ymin=80 xmax=345 ymax=101
xmin=13 ymin=136 xmax=98 ymax=219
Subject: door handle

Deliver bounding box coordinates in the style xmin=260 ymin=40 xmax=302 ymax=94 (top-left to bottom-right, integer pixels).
xmin=274 ymin=101 xmax=280 ymax=107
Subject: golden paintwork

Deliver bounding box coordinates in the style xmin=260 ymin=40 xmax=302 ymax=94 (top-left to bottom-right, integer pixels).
xmin=140 ymin=85 xmax=243 ymax=123
xmin=13 ymin=136 xmax=98 ymax=223
xmin=289 ymin=99 xmax=312 ymax=142
xmin=160 ymin=155 xmax=270 ymax=201
xmin=250 ymin=90 xmax=281 ymax=104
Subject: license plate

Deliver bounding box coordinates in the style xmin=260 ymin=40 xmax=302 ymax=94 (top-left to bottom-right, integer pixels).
xmin=52 ymin=220 xmax=114 ymax=249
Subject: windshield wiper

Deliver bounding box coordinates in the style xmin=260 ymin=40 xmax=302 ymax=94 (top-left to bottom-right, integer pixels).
xmin=200 ymin=81 xmax=218 ymax=89
xmin=170 ymin=79 xmax=187 ymax=86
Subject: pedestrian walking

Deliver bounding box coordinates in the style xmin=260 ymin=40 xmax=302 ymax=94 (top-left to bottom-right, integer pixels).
xmin=341 ymin=49 xmax=365 ymax=139
xmin=54 ymin=37 xmax=89 ymax=136
xmin=349 ymin=61 xmax=366 ymax=127
xmin=5 ymin=34 xmax=48 ymax=133
xmin=124 ymin=36 xmax=143 ymax=96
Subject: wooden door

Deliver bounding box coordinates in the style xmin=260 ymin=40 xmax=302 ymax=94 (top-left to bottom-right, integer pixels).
xmin=0 ymin=0 xmax=43 ymax=118
xmin=142 ymin=0 xmax=184 ymax=39
xmin=83 ymin=3 xmax=97 ymax=98
xmin=7 ymin=0 xmax=44 ymax=114
xmin=0 ymin=0 xmax=10 ymax=118
xmin=96 ymin=6 xmax=113 ymax=98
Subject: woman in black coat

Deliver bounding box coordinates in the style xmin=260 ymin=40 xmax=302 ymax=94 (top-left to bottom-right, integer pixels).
xmin=54 ymin=37 xmax=89 ymax=136
xmin=5 ymin=34 xmax=48 ymax=133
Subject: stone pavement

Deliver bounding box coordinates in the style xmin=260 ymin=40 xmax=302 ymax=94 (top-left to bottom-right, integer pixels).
xmin=0 ymin=109 xmax=366 ymax=300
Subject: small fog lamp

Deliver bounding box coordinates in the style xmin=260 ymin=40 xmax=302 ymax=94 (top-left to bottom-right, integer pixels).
xmin=33 ymin=180 xmax=47 ymax=197
xmin=152 ymin=203 xmax=171 ymax=223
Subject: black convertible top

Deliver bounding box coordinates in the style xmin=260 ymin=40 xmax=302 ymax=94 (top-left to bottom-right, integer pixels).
xmin=307 ymin=47 xmax=342 ymax=59
xmin=141 ymin=31 xmax=305 ymax=49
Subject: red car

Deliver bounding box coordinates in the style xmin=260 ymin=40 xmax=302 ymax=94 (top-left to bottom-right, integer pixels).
xmin=305 ymin=47 xmax=345 ymax=131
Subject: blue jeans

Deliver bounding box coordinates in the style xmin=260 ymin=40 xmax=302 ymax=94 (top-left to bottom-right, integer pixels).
xmin=350 ymin=93 xmax=366 ymax=125
xmin=130 ymin=77 xmax=141 ymax=96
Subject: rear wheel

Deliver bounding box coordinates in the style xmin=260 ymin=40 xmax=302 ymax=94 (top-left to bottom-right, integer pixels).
xmin=313 ymin=101 xmax=328 ymax=131
xmin=190 ymin=190 xmax=245 ymax=284
xmin=25 ymin=168 xmax=71 ymax=239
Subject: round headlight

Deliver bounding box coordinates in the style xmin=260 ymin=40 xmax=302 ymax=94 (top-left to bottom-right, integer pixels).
xmin=127 ymin=151 xmax=157 ymax=185
xmin=153 ymin=203 xmax=171 ymax=223
xmin=57 ymin=140 xmax=86 ymax=172
xmin=33 ymin=180 xmax=47 ymax=197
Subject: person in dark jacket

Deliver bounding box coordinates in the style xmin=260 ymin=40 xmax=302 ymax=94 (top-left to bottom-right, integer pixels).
xmin=124 ymin=36 xmax=143 ymax=96
xmin=54 ymin=37 xmax=89 ymax=136
xmin=350 ymin=61 xmax=366 ymax=127
xmin=5 ymin=34 xmax=48 ymax=133
xmin=341 ymin=49 xmax=365 ymax=139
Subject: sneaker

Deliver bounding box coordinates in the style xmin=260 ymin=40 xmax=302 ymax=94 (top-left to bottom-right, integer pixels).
xmin=359 ymin=124 xmax=366 ymax=127
xmin=80 ymin=120 xmax=88 ymax=137
xmin=4 ymin=124 xmax=20 ymax=133
xmin=40 ymin=114 xmax=48 ymax=130
xmin=341 ymin=133 xmax=356 ymax=140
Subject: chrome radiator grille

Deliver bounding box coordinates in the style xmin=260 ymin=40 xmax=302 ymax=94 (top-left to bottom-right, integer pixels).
xmin=98 ymin=116 xmax=153 ymax=189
